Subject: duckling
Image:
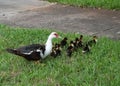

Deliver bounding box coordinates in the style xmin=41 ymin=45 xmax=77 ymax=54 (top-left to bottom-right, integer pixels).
xmin=67 ymin=46 xmax=74 ymax=57
xmin=71 ymin=37 xmax=80 ymax=51
xmin=88 ymin=36 xmax=97 ymax=46
xmin=74 ymin=37 xmax=79 ymax=47
xmin=80 ymin=35 xmax=83 ymax=40
xmin=50 ymin=47 xmax=57 ymax=57
xmin=78 ymin=35 xmax=83 ymax=47
xmin=50 ymin=43 xmax=61 ymax=58
xmin=60 ymin=37 xmax=68 ymax=47
xmin=55 ymin=44 xmax=62 ymax=56
xmin=66 ymin=41 xmax=75 ymax=57
xmin=70 ymin=41 xmax=75 ymax=48
xmin=55 ymin=43 xmax=59 ymax=48
xmin=82 ymin=44 xmax=90 ymax=53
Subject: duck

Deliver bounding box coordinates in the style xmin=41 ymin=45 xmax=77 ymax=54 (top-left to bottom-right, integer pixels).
xmin=50 ymin=47 xmax=57 ymax=58
xmin=60 ymin=37 xmax=68 ymax=47
xmin=70 ymin=37 xmax=79 ymax=51
xmin=55 ymin=44 xmax=62 ymax=56
xmin=74 ymin=37 xmax=79 ymax=47
xmin=82 ymin=44 xmax=90 ymax=53
xmin=51 ymin=43 xmax=61 ymax=58
xmin=6 ymin=32 xmax=61 ymax=61
xmin=88 ymin=36 xmax=97 ymax=46
xmin=66 ymin=41 xmax=75 ymax=57
xmin=78 ymin=35 xmax=83 ymax=47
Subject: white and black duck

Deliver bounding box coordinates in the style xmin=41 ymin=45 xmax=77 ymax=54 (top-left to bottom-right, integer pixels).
xmin=6 ymin=32 xmax=61 ymax=61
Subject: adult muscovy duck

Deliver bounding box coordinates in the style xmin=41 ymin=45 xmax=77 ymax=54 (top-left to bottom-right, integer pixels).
xmin=6 ymin=32 xmax=61 ymax=61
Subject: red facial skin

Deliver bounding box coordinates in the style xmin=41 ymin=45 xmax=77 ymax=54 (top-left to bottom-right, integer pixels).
xmin=54 ymin=33 xmax=59 ymax=38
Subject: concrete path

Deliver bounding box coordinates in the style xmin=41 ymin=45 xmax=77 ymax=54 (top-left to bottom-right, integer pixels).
xmin=0 ymin=0 xmax=54 ymax=20
xmin=0 ymin=0 xmax=120 ymax=40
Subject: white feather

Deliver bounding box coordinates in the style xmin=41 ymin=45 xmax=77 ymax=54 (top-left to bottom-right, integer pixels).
xmin=23 ymin=51 xmax=34 ymax=55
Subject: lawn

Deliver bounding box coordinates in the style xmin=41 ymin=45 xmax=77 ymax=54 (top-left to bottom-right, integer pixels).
xmin=0 ymin=24 xmax=120 ymax=86
xmin=48 ymin=0 xmax=120 ymax=10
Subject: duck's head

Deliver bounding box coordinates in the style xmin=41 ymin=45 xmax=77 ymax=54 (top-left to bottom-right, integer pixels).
xmin=49 ymin=32 xmax=61 ymax=39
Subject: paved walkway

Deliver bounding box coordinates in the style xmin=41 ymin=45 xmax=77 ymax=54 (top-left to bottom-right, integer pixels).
xmin=0 ymin=0 xmax=120 ymax=40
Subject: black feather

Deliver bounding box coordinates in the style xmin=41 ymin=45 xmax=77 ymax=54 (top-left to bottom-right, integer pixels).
xmin=6 ymin=44 xmax=45 ymax=61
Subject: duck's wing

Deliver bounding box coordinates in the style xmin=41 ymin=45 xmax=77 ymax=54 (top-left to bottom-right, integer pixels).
xmin=17 ymin=44 xmax=45 ymax=54
xmin=6 ymin=44 xmax=46 ymax=61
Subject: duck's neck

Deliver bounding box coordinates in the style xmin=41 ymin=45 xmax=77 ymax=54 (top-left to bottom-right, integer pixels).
xmin=43 ymin=36 xmax=53 ymax=58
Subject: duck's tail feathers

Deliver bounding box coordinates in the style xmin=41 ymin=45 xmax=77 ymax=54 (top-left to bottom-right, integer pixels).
xmin=6 ymin=48 xmax=23 ymax=56
xmin=6 ymin=48 xmax=18 ymax=55
xmin=6 ymin=48 xmax=27 ymax=57
xmin=6 ymin=48 xmax=37 ymax=61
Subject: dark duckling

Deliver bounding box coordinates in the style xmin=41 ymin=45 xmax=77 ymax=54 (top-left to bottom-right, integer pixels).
xmin=78 ymin=35 xmax=83 ymax=47
xmin=55 ymin=44 xmax=62 ymax=56
xmin=66 ymin=41 xmax=75 ymax=57
xmin=82 ymin=44 xmax=90 ymax=53
xmin=51 ymin=43 xmax=61 ymax=58
xmin=88 ymin=36 xmax=98 ymax=46
xmin=74 ymin=37 xmax=79 ymax=47
xmin=50 ymin=47 xmax=57 ymax=57
xmin=60 ymin=37 xmax=68 ymax=47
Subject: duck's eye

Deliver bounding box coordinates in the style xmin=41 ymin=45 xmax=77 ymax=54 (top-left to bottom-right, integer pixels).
xmin=54 ymin=33 xmax=58 ymax=37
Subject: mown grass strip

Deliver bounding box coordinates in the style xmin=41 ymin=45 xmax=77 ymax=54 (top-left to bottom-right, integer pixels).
xmin=48 ymin=0 xmax=120 ymax=10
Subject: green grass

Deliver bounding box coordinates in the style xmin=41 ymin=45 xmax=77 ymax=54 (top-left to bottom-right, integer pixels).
xmin=0 ymin=24 xmax=120 ymax=86
xmin=48 ymin=0 xmax=120 ymax=10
